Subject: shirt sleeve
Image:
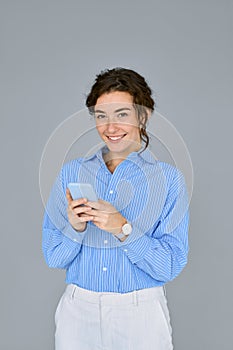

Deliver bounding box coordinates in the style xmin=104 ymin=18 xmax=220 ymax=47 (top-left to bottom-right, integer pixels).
xmin=121 ymin=169 xmax=189 ymax=283
xmin=42 ymin=165 xmax=87 ymax=269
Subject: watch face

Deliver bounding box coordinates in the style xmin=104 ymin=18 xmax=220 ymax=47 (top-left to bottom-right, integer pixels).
xmin=122 ymin=223 xmax=132 ymax=235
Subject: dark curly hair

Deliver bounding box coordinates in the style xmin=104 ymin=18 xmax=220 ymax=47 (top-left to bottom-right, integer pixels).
xmin=86 ymin=67 xmax=155 ymax=150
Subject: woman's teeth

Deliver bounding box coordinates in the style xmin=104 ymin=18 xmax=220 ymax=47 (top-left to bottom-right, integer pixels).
xmin=108 ymin=135 xmax=125 ymax=141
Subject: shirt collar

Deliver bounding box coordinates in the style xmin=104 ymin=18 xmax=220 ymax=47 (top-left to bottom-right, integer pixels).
xmin=83 ymin=144 xmax=157 ymax=165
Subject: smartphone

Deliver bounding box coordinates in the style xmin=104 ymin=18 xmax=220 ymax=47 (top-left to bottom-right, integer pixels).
xmin=68 ymin=183 xmax=98 ymax=202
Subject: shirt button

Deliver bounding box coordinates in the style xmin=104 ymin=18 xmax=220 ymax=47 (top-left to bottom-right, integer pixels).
xmin=109 ymin=190 xmax=113 ymax=194
xmin=104 ymin=240 xmax=108 ymax=244
xmin=103 ymin=267 xmax=107 ymax=271
xmin=124 ymin=249 xmax=128 ymax=252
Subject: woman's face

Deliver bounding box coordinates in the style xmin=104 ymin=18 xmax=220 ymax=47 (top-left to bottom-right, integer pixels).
xmin=94 ymin=91 xmax=141 ymax=157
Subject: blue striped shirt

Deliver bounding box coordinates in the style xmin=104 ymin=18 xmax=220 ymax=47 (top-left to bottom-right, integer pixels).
xmin=42 ymin=146 xmax=189 ymax=293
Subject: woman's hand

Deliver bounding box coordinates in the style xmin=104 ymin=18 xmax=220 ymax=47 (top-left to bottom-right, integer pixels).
xmin=86 ymin=199 xmax=126 ymax=235
xmin=66 ymin=188 xmax=94 ymax=232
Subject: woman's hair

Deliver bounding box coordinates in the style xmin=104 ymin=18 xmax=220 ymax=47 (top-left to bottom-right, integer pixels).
xmin=86 ymin=67 xmax=155 ymax=150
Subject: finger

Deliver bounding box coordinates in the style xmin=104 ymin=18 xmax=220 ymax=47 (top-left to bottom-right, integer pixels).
xmin=70 ymin=198 xmax=88 ymax=209
xmin=86 ymin=201 xmax=100 ymax=210
xmin=66 ymin=188 xmax=73 ymax=203
xmin=72 ymin=206 xmax=92 ymax=215
xmin=79 ymin=213 xmax=91 ymax=217
xmin=86 ymin=200 xmax=117 ymax=214
xmin=88 ymin=206 xmax=115 ymax=215
xmin=86 ymin=209 xmax=104 ymax=218
xmin=78 ymin=215 xmax=94 ymax=222
xmin=70 ymin=213 xmax=94 ymax=222
xmin=89 ymin=215 xmax=103 ymax=223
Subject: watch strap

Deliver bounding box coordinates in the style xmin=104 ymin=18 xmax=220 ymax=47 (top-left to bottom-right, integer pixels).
xmin=114 ymin=232 xmax=126 ymax=239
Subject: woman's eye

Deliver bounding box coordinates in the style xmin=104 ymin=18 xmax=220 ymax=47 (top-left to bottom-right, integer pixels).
xmin=118 ymin=112 xmax=128 ymax=118
xmin=96 ymin=114 xmax=106 ymax=119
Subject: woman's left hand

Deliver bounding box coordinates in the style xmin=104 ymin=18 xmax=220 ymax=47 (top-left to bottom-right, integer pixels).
xmin=85 ymin=199 xmax=126 ymax=235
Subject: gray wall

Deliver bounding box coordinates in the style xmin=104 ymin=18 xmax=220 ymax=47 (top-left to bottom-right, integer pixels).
xmin=1 ymin=1 xmax=232 ymax=349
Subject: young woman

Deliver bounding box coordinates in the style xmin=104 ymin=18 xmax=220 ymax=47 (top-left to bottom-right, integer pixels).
xmin=42 ymin=68 xmax=189 ymax=350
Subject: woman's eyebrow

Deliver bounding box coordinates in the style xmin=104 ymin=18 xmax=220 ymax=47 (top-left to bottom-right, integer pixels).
xmin=94 ymin=109 xmax=106 ymax=114
xmin=95 ymin=107 xmax=131 ymax=114
xmin=114 ymin=107 xmax=131 ymax=113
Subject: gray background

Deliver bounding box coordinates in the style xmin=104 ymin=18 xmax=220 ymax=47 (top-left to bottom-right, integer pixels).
xmin=1 ymin=0 xmax=232 ymax=349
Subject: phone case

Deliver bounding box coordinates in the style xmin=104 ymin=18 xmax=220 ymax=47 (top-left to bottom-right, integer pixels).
xmin=68 ymin=183 xmax=98 ymax=201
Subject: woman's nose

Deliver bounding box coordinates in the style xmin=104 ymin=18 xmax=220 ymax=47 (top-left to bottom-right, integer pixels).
xmin=105 ymin=118 xmax=120 ymax=132
xmin=106 ymin=124 xmax=119 ymax=134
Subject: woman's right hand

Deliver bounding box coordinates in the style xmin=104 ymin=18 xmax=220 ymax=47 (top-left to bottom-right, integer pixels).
xmin=66 ymin=188 xmax=93 ymax=232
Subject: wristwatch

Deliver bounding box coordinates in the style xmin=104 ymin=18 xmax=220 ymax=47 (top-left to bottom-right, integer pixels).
xmin=114 ymin=221 xmax=132 ymax=240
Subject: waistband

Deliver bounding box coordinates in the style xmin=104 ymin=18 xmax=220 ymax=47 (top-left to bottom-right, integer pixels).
xmin=64 ymin=284 xmax=166 ymax=306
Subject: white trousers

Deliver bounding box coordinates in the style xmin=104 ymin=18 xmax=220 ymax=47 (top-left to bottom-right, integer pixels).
xmin=55 ymin=284 xmax=173 ymax=350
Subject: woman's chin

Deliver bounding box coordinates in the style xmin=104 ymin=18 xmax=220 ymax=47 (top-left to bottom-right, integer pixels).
xmin=105 ymin=140 xmax=140 ymax=155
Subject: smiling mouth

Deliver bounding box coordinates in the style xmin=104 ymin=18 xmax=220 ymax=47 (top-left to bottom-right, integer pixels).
xmin=106 ymin=134 xmax=127 ymax=142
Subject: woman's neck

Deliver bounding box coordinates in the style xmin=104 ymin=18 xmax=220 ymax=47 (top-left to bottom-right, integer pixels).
xmin=103 ymin=153 xmax=124 ymax=173
xmin=103 ymin=144 xmax=142 ymax=173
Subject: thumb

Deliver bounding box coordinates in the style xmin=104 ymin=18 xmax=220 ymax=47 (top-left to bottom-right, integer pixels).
xmin=66 ymin=188 xmax=73 ymax=203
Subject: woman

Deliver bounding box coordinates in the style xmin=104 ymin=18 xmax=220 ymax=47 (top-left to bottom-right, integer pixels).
xmin=42 ymin=67 xmax=189 ymax=350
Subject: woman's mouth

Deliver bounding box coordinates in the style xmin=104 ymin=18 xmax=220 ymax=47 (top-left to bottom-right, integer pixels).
xmin=106 ymin=134 xmax=126 ymax=142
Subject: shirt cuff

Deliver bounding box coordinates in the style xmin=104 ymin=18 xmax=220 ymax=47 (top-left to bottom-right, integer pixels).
xmin=62 ymin=223 xmax=87 ymax=243
xmin=121 ymin=234 xmax=159 ymax=264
